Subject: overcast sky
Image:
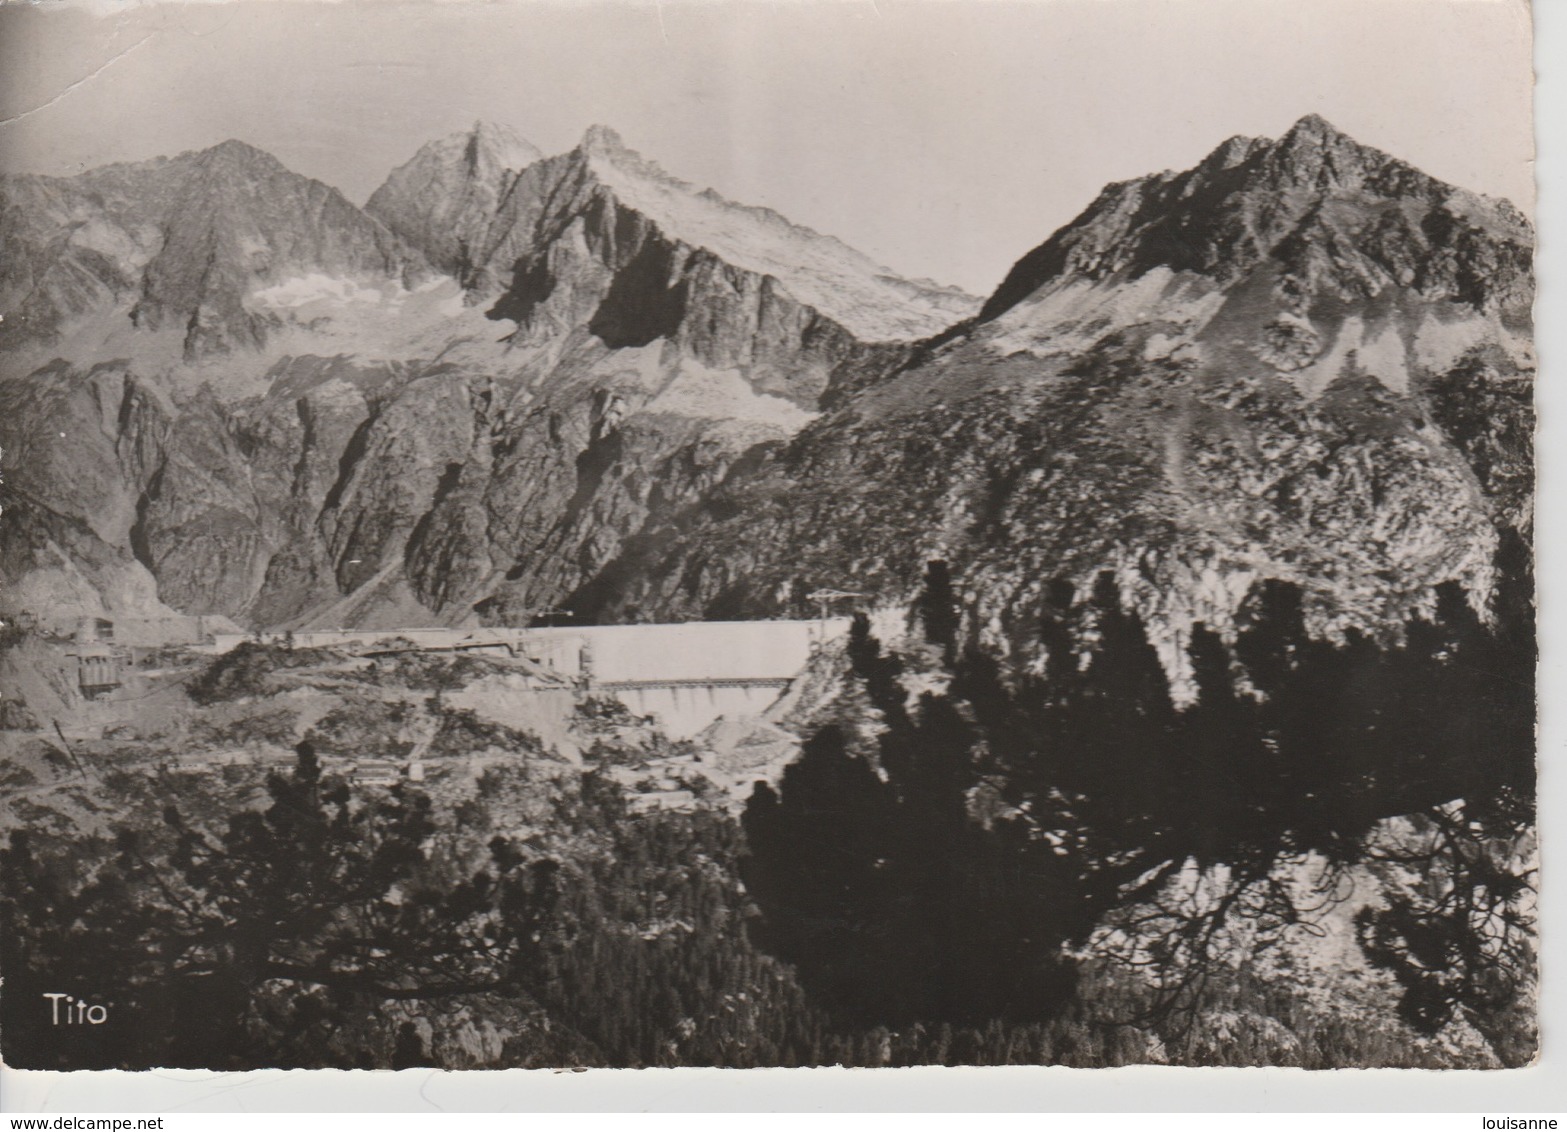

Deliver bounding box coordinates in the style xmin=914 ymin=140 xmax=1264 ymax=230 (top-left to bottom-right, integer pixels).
xmin=0 ymin=0 xmax=1534 ymax=296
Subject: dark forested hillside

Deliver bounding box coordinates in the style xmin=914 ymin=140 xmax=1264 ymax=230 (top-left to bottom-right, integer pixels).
xmin=0 ymin=548 xmax=1535 ymax=1068
xmin=739 ymin=557 xmax=1535 ymax=1063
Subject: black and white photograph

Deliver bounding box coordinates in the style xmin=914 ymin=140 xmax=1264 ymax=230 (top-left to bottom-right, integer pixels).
xmin=0 ymin=0 xmax=1538 ymax=1078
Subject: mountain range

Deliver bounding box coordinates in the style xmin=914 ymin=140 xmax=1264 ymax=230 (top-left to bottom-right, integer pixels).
xmin=0 ymin=115 xmax=1533 ymax=673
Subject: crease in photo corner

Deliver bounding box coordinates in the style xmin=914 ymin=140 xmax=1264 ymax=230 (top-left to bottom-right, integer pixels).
xmin=0 ymin=0 xmax=1541 ymax=1103
xmin=0 ymin=34 xmax=153 ymax=129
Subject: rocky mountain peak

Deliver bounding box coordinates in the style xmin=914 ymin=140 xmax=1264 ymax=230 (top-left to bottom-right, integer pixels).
xmin=580 ymin=123 xmax=633 ymax=157
xmin=364 ymin=122 xmax=542 ymax=284
xmin=976 ymin=114 xmax=1533 ymax=332
xmin=1256 ymin=113 xmax=1415 ymax=193
xmin=378 ymin=121 xmax=542 ymax=188
xmin=462 ymin=120 xmax=543 ymax=174
xmin=189 ymin=137 xmax=291 ymax=175
xmin=1177 ymin=114 xmax=1402 ymax=194
xmin=523 ymin=126 xmax=979 ymax=343
xmin=362 ymin=121 xmax=976 ymax=348
xmin=1194 ymin=133 xmax=1266 ymax=175
xmin=1279 ymin=112 xmax=1348 ymax=147
xmin=569 ymin=124 xmax=696 ymax=203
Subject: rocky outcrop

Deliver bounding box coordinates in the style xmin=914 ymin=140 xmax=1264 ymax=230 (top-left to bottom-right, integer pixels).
xmin=0 ymin=361 xmax=205 ymax=623
xmin=0 ymin=171 xmax=168 ymax=352
xmin=132 ymin=141 xmax=430 ymax=359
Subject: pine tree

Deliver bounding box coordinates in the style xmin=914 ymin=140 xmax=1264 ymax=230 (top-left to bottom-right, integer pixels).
xmin=916 ymin=559 xmax=961 ymax=661
xmin=740 ymin=726 xmax=910 ymax=1024
xmin=0 ymin=742 xmax=557 ymax=1069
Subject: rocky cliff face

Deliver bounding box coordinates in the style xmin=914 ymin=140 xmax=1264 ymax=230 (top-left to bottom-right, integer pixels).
xmin=0 ymin=125 xmax=979 ymax=630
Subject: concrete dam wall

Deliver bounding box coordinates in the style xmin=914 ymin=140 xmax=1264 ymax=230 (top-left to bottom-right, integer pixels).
xmin=209 ymin=619 xmax=853 ymax=739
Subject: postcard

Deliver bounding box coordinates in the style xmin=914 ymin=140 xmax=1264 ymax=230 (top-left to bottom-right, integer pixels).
xmin=0 ymin=0 xmax=1538 ymax=1084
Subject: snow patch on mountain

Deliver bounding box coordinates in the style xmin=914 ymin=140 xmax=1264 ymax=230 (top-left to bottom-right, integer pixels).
xmin=1411 ymin=307 xmax=1533 ymax=376
xmin=646 ymin=358 xmax=819 ymax=431
xmin=250 ymin=273 xmax=399 ymax=309
xmin=983 ymin=267 xmax=1227 ymax=358
xmin=1293 ymin=315 xmax=1409 ymax=398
